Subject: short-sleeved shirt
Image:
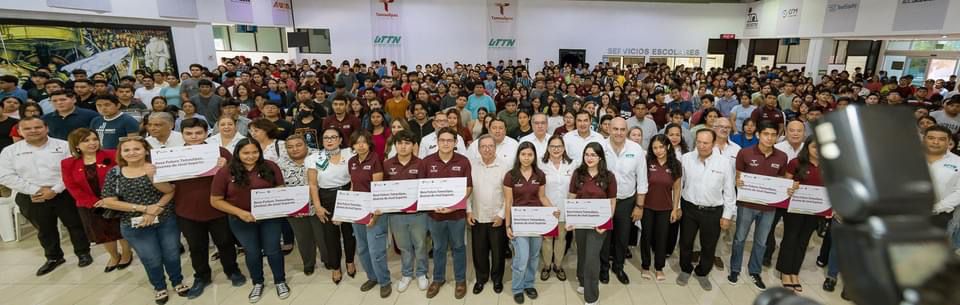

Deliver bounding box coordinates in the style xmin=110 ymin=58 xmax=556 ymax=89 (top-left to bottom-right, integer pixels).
xmin=210 ymin=161 xmax=284 ymax=212
xmin=785 ymin=158 xmax=822 ymax=186
xmin=90 ymin=113 xmax=140 ymax=149
xmin=102 ymin=167 xmax=172 ymax=225
xmin=503 ymin=169 xmax=546 ymax=207
xmin=569 ymin=171 xmax=617 ymax=199
xmin=644 ymin=161 xmax=680 ymax=211
xmin=750 ymin=106 xmax=784 ymax=127
xmin=419 ymin=152 xmax=473 ymax=220
xmin=42 ymin=108 xmax=100 ymax=140
xmin=735 ymin=146 xmax=788 ymax=211
xmin=173 ymin=147 xmax=231 ymax=221
xmin=348 ymin=152 xmax=383 ymax=192
xmin=321 ymin=114 xmax=361 ymax=147
xmin=383 ymin=156 xmax=421 ymax=181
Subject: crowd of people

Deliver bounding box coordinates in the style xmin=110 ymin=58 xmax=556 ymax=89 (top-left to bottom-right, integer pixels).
xmin=0 ymin=55 xmax=958 ymax=305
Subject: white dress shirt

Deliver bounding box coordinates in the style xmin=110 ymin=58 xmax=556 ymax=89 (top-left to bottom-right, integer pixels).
xmin=563 ymin=129 xmax=605 ymax=162
xmin=519 ymin=132 xmax=551 ymax=159
xmin=774 ymin=141 xmax=804 ymax=162
xmin=680 ymin=151 xmax=737 ymax=220
xmin=929 ymin=152 xmax=960 ymax=214
xmin=418 ymin=131 xmax=467 ymax=157
xmin=468 ymin=157 xmax=510 ymax=223
xmin=207 ymin=133 xmax=246 ymax=153
xmin=305 ymin=148 xmax=354 ymax=189
xmin=541 ymin=159 xmax=579 ymax=222
xmin=467 ymin=136 xmax=519 ymax=166
xmin=0 ymin=138 xmax=70 ymax=194
xmin=603 ymin=138 xmax=649 ymax=199
xmin=146 ymin=131 xmax=185 ymax=148
xmin=713 ymin=140 xmax=741 ymax=165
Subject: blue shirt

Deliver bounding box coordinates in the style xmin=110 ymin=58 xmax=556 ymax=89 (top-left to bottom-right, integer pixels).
xmin=0 ymin=88 xmax=28 ymax=102
xmin=159 ymin=86 xmax=182 ymax=108
xmin=667 ymin=100 xmax=694 ymax=115
xmin=466 ymin=94 xmax=495 ymax=120
xmin=730 ymin=104 xmax=757 ymax=133
xmin=90 ymin=113 xmax=140 ymax=149
xmin=730 ymin=133 xmax=758 ymax=149
xmin=716 ymin=97 xmax=739 ymax=116
xmin=42 ymin=107 xmax=100 ymax=140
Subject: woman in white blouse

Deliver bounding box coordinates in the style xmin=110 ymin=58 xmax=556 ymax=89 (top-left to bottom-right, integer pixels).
xmin=208 ymin=116 xmax=246 ymax=153
xmin=306 ymin=128 xmax=357 ymax=284
xmin=248 ymin=118 xmax=288 ymax=163
xmin=538 ymin=134 xmax=578 ymax=282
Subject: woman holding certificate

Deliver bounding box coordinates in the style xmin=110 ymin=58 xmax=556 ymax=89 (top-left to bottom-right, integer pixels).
xmin=777 ymin=136 xmax=822 ymax=292
xmin=210 ymin=138 xmax=290 ymax=303
xmin=99 ymin=137 xmax=185 ymax=304
xmin=540 ymin=134 xmax=577 ymax=281
xmin=638 ymin=135 xmax=682 ymax=282
xmin=306 ymin=128 xmax=357 ymax=284
xmin=347 ymin=130 xmax=393 ymax=298
xmin=504 ymin=142 xmax=555 ymax=304
xmin=569 ymin=142 xmax=616 ymax=305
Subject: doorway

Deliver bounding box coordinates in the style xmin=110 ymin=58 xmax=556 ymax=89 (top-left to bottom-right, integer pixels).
xmin=559 ymin=49 xmax=586 ymax=67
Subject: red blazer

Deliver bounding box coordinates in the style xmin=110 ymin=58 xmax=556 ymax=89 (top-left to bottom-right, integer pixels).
xmin=61 ymin=150 xmax=117 ymax=208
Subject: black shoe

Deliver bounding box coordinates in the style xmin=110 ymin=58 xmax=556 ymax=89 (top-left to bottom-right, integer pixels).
xmin=360 ymin=280 xmax=378 ymax=292
xmin=823 ymin=278 xmax=837 ymax=292
xmin=36 ymin=258 xmax=65 ymax=276
xmin=228 ymin=272 xmax=247 ymax=287
xmin=104 ymin=264 xmax=118 ymax=273
xmin=78 ymin=254 xmax=93 ymax=267
xmin=282 ymin=244 xmax=294 ymax=256
xmin=625 ymin=251 xmax=633 ymax=259
xmin=841 ymin=289 xmax=850 ymax=300
xmin=615 ymin=270 xmax=630 ymax=284
xmin=493 ymin=282 xmax=504 ymax=293
xmin=727 ymin=272 xmax=739 ymax=285
xmin=513 ymin=293 xmax=524 ymax=304
xmin=186 ymin=280 xmax=210 ymax=299
xmin=749 ymin=274 xmax=767 ymax=290
xmin=116 ymin=258 xmax=133 ymax=270
xmin=816 ymin=256 xmax=828 ymax=268
xmin=472 ymin=282 xmax=484 ymax=294
xmin=380 ymin=285 xmax=392 ymax=298
xmin=523 ymin=288 xmax=538 ymax=299
xmin=599 ymin=272 xmax=610 ymax=284
xmin=304 ymin=266 xmax=315 ymax=276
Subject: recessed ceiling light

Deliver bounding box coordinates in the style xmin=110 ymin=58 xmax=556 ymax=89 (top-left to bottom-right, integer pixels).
xmin=942 ymin=35 xmax=948 ymax=38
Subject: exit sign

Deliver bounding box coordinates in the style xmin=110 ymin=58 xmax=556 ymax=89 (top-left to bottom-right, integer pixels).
xmin=720 ymin=34 xmax=736 ymax=39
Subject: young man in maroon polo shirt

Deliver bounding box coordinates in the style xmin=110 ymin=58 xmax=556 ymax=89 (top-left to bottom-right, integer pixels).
xmin=419 ymin=127 xmax=473 ymax=299
xmin=750 ymin=93 xmax=785 ymax=135
xmin=321 ymin=95 xmax=361 ymax=148
xmin=383 ymin=130 xmax=430 ymax=293
xmin=727 ymin=121 xmax=788 ymax=290
xmin=174 ymin=118 xmax=246 ymax=298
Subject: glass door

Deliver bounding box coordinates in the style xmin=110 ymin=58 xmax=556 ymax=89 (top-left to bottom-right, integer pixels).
xmin=905 ymin=57 xmax=929 ymax=86
xmin=927 ymin=59 xmax=957 ymax=83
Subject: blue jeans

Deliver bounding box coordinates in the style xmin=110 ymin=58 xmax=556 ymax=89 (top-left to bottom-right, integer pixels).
xmin=229 ymin=217 xmax=286 ymax=285
xmin=827 ymin=219 xmax=840 ymax=278
xmin=949 ymin=209 xmax=960 ymax=250
xmin=389 ymin=213 xmax=429 ymax=278
xmin=730 ymin=206 xmax=776 ymax=275
xmin=428 ymin=218 xmax=467 ymax=283
xmin=121 ymin=214 xmax=183 ymax=290
xmin=353 ymin=219 xmax=391 ymax=286
xmin=511 ymin=236 xmax=542 ymax=294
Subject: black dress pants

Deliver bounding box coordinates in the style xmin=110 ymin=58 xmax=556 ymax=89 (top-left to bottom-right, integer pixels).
xmin=470 ymin=222 xmax=506 ymax=284
xmin=678 ymin=200 xmax=722 ymax=276
xmin=178 ymin=215 xmax=241 ymax=281
xmin=16 ymin=193 xmax=90 ymax=260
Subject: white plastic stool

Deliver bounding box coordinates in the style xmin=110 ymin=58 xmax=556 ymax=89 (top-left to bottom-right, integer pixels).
xmin=0 ymin=194 xmax=16 ymax=242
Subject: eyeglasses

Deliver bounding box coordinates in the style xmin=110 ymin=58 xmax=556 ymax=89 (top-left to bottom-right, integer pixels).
xmin=584 ymin=153 xmax=600 ymax=159
xmin=322 ymin=136 xmax=340 ymax=141
xmin=548 ymin=145 xmax=564 ymax=149
xmin=118 ymin=135 xmax=144 ymax=141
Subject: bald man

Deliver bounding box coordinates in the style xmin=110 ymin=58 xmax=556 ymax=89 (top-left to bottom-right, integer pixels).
xmin=600 ymin=117 xmax=648 ymax=284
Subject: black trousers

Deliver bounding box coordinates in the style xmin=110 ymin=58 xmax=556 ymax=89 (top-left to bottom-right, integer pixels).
xmin=678 ymin=200 xmax=722 ymax=276
xmin=470 ymin=222 xmax=506 ymax=284
xmin=764 ymin=208 xmax=786 ymax=262
xmin=639 ymin=208 xmax=671 ymax=271
xmin=319 ymin=186 xmax=355 ymax=270
xmin=664 ymin=221 xmax=680 ymax=256
xmin=932 ymin=212 xmax=952 ymax=229
xmin=775 ymin=212 xmax=820 ymax=274
xmin=16 ymin=193 xmax=90 ymax=260
xmin=600 ymin=197 xmax=635 ymax=274
xmin=178 ymin=215 xmax=241 ymax=281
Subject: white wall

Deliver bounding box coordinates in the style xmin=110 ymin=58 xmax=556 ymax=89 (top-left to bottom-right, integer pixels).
xmin=744 ymin=0 xmax=960 ymax=39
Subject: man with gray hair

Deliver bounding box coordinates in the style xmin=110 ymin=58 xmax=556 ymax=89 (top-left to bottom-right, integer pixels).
xmin=145 ymin=111 xmax=184 ymax=148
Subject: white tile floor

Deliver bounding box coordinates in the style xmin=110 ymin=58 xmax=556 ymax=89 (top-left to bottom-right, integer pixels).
xmin=0 ymin=229 xmax=854 ymax=305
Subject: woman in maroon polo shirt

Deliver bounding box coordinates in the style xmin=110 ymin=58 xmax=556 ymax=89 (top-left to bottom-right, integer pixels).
xmin=778 ymin=136 xmax=823 ymax=292
xmin=568 ymin=142 xmax=616 ymax=305
xmin=638 ymin=135 xmax=682 ymax=282
xmin=504 ymin=142 xmax=555 ymax=303
xmin=347 ymin=130 xmax=392 ymax=297
xmin=210 ymin=138 xmax=290 ymax=303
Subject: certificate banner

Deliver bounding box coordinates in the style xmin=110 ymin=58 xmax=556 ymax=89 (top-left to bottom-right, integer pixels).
xmin=332 ymin=191 xmax=372 ymax=224
xmin=417 ymin=177 xmax=468 ymax=211
xmin=788 ymin=185 xmax=832 ymax=216
xmin=737 ymin=173 xmax=793 ymax=205
xmin=152 ymin=144 xmax=220 ymax=182
xmin=371 ymin=179 xmax=419 ymax=213
xmin=511 ymin=207 xmax=559 ymax=237
xmin=564 ymin=199 xmax=613 ymax=230
xmin=251 ymin=186 xmax=310 ymax=220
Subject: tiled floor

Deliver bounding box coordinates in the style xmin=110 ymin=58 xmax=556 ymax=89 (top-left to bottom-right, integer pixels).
xmin=0 ymin=229 xmax=854 ymax=305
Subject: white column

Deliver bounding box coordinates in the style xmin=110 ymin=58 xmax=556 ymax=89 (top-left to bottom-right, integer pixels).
xmin=736 ymin=39 xmax=749 ymax=66
xmin=804 ymin=38 xmax=834 ymax=81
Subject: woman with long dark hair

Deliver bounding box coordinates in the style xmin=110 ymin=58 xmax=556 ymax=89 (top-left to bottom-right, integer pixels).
xmin=778 ymin=136 xmax=824 ymax=292
xmin=539 ymin=134 xmax=577 ymax=281
xmin=368 ymin=109 xmax=392 ymax=158
xmin=569 ymin=142 xmax=617 ymax=305
xmin=638 ymin=135 xmax=682 ymax=282
xmin=210 ymin=138 xmax=290 ymax=302
xmin=504 ymin=142 xmax=555 ymax=303
xmin=306 ymin=128 xmax=357 ymax=284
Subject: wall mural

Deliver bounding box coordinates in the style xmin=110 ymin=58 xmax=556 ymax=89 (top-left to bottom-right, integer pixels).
xmin=0 ymin=19 xmax=177 ymax=83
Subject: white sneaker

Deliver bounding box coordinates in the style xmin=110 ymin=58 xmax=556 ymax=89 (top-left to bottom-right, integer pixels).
xmin=417 ymin=275 xmax=429 ymax=291
xmin=576 ymin=286 xmax=584 ymax=295
xmin=397 ymin=276 xmax=413 ymax=292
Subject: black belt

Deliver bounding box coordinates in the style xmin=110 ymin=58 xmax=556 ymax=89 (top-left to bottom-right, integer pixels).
xmin=319 ymin=184 xmax=351 ymax=192
xmin=683 ymin=200 xmax=723 ymax=211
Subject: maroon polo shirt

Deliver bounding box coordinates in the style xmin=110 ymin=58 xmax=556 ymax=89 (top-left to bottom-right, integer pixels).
xmin=210 ymin=160 xmax=284 ymax=212
xmin=418 ymin=152 xmax=473 ymax=221
xmin=735 ymin=145 xmax=788 ymax=211
xmin=650 ymin=102 xmax=669 ymax=129
xmin=644 ymin=161 xmax=679 ymax=211
xmin=502 ymin=169 xmax=546 ymax=207
xmin=785 ymin=159 xmax=822 ymax=186
xmin=750 ymin=106 xmax=785 ymax=126
xmin=383 ymin=156 xmax=421 ymax=181
xmin=173 ymin=147 xmax=231 ymax=221
xmin=349 ymin=152 xmax=384 ymax=192
xmin=321 ymin=114 xmax=362 ymax=147
xmin=569 ymin=171 xmax=618 ymax=199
